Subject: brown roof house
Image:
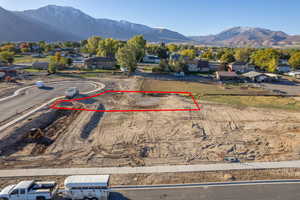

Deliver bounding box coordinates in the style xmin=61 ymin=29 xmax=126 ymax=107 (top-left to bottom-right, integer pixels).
xmin=209 ymin=61 xmax=224 ymax=71
xmin=185 ymin=59 xmax=210 ymax=72
xmin=84 ymin=57 xmax=116 ymax=70
xmin=215 ymin=71 xmax=239 ymax=81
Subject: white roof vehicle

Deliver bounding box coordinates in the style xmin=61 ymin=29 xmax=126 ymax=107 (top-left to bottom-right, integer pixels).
xmin=64 ymin=175 xmax=110 ymax=200
xmin=65 ymin=87 xmax=79 ymax=99
xmin=35 ymin=81 xmax=45 ymax=88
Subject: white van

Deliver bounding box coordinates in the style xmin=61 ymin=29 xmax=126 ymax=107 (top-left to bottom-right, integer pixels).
xmin=64 ymin=175 xmax=110 ymax=200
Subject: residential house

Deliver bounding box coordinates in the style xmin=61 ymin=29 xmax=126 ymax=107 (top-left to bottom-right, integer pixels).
xmin=186 ymin=59 xmax=209 ymax=72
xmin=32 ymin=62 xmax=49 ymax=70
xmin=242 ymin=71 xmax=269 ymax=82
xmin=228 ymin=62 xmax=255 ymax=73
xmin=279 ymin=59 xmax=289 ymax=65
xmin=73 ymin=59 xmax=85 ymax=68
xmin=209 ymin=61 xmax=224 ymax=71
xmin=277 ymin=64 xmax=291 ymax=73
xmin=197 ymin=60 xmax=210 ymax=72
xmin=288 ymin=71 xmax=300 ymax=79
xmin=169 ymin=53 xmax=181 ymax=61
xmin=84 ymin=57 xmax=116 ymax=70
xmin=143 ymin=55 xmax=160 ymax=64
xmin=215 ymin=71 xmax=239 ymax=81
xmin=265 ymin=73 xmax=280 ymax=81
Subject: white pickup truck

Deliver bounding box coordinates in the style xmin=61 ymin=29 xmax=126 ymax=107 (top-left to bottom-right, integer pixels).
xmin=0 ymin=180 xmax=57 ymax=200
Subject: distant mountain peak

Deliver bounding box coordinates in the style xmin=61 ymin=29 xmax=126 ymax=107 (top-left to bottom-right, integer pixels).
xmin=10 ymin=5 xmax=189 ymax=42
xmin=189 ymin=26 xmax=293 ymax=47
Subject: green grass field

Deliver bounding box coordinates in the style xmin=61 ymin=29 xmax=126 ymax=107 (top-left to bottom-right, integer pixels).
xmin=14 ymin=55 xmax=50 ymax=64
xmin=140 ymin=79 xmax=269 ymax=96
xmin=201 ymin=95 xmax=300 ymax=111
xmin=140 ymin=79 xmax=300 ymax=111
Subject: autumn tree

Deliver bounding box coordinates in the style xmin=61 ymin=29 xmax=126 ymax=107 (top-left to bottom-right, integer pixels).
xmin=167 ymin=44 xmax=178 ymax=52
xmin=127 ymin=35 xmax=146 ymax=62
xmin=234 ymin=48 xmax=251 ymax=62
xmin=48 ymin=52 xmax=69 ymax=72
xmin=86 ymin=36 xmax=102 ymax=54
xmin=179 ymin=49 xmax=197 ymax=59
xmin=97 ymin=38 xmax=119 ymax=58
xmin=201 ymin=49 xmax=214 ymax=60
xmin=116 ymin=45 xmax=137 ymax=73
xmin=251 ymin=49 xmax=279 ymax=72
xmin=288 ymin=52 xmax=300 ymax=69
xmin=0 ymin=51 xmax=14 ymax=64
xmin=220 ymin=51 xmax=235 ymax=63
xmin=146 ymin=44 xmax=160 ymax=55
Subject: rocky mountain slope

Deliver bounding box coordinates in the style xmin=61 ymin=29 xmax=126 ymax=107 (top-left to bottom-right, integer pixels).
xmin=0 ymin=6 xmax=79 ymax=42
xmin=15 ymin=5 xmax=189 ymax=42
xmin=190 ymin=27 xmax=300 ymax=47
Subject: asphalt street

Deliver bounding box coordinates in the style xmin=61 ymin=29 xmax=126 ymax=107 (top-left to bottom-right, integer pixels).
xmin=0 ymin=81 xmax=96 ymax=124
xmin=111 ymin=183 xmax=300 ymax=200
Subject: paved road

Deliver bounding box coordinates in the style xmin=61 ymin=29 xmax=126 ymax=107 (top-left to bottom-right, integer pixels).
xmin=0 ymin=81 xmax=97 ymax=124
xmin=111 ymin=182 xmax=300 ymax=200
xmin=1 ymin=160 xmax=300 ymax=178
xmin=262 ymin=82 xmax=300 ymax=95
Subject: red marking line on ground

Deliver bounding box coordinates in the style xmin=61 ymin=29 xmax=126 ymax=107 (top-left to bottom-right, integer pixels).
xmin=49 ymin=90 xmax=202 ymax=112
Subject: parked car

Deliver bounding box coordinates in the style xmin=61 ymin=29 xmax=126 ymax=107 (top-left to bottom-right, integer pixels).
xmin=0 ymin=180 xmax=58 ymax=200
xmin=35 ymin=81 xmax=45 ymax=88
xmin=64 ymin=175 xmax=110 ymax=200
xmin=224 ymin=157 xmax=240 ymax=163
xmin=65 ymin=87 xmax=79 ymax=99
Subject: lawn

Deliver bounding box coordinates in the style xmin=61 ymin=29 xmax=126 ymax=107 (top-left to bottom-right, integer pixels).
xmin=201 ymin=95 xmax=300 ymax=111
xmin=14 ymin=55 xmax=50 ymax=64
xmin=24 ymin=68 xmax=47 ymax=72
xmin=139 ymin=79 xmax=300 ymax=111
xmin=140 ymin=79 xmax=269 ymax=95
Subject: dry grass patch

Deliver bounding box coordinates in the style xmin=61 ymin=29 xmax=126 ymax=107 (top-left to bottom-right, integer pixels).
xmin=140 ymin=79 xmax=268 ymax=96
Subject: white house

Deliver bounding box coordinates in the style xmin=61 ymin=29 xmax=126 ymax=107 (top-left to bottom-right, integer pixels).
xmin=288 ymin=71 xmax=300 ymax=78
xmin=143 ymin=55 xmax=160 ymax=64
xmin=277 ymin=64 xmax=291 ymax=73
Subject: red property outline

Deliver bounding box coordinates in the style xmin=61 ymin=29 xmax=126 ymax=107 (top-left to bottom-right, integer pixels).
xmin=49 ymin=90 xmax=202 ymax=112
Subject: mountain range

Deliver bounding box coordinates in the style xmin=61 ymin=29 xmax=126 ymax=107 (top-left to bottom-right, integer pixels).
xmin=0 ymin=5 xmax=189 ymax=43
xmin=189 ymin=27 xmax=300 ymax=47
xmin=0 ymin=5 xmax=300 ymax=47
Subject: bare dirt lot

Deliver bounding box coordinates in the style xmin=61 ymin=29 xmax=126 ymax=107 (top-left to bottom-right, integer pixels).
xmin=1 ymin=77 xmax=300 ymax=169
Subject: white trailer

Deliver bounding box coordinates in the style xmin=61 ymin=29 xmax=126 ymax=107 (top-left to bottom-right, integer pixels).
xmin=0 ymin=180 xmax=57 ymax=200
xmin=64 ymin=175 xmax=110 ymax=200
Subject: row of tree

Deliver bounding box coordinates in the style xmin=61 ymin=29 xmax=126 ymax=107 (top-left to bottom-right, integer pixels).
xmin=1 ymin=36 xmax=300 ymax=73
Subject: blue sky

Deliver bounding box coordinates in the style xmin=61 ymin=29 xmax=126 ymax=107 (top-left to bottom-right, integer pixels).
xmin=0 ymin=0 xmax=299 ymax=36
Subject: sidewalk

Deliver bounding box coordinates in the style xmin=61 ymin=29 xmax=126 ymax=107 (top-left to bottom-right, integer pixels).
xmin=1 ymin=160 xmax=300 ymax=178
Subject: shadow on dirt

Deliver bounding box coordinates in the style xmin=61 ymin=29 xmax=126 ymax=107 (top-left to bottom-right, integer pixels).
xmin=81 ymin=104 xmax=105 ymax=139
